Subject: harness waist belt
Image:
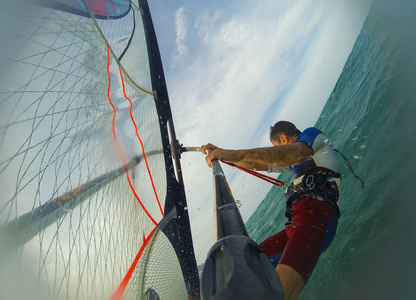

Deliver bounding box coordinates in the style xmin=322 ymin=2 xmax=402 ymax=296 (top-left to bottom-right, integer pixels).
xmin=285 ymin=170 xmax=341 ymax=221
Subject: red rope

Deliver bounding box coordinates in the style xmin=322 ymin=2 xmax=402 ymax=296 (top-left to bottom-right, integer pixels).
xmin=220 ymin=161 xmax=286 ymax=187
xmin=107 ymin=46 xmax=161 ymax=299
xmin=111 ymin=226 xmax=158 ymax=300
xmin=106 ymin=45 xmax=158 ymax=226
xmin=118 ymin=65 xmax=164 ymax=218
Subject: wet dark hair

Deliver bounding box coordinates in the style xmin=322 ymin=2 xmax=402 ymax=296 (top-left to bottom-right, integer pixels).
xmin=269 ymin=121 xmax=301 ymax=142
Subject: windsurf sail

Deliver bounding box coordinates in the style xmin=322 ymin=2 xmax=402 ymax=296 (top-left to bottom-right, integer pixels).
xmin=0 ymin=0 xmax=199 ymax=299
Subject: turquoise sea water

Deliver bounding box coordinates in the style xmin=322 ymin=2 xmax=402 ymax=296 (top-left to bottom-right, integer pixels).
xmin=246 ymin=0 xmax=416 ymax=299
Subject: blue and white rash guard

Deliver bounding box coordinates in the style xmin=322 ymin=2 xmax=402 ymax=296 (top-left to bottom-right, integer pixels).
xmin=268 ymin=127 xmax=340 ymax=177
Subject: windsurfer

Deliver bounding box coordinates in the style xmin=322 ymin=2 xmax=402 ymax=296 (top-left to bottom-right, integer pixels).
xmin=201 ymin=121 xmax=341 ymax=300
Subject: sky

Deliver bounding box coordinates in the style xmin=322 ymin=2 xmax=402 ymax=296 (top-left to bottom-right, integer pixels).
xmin=148 ymin=0 xmax=373 ymax=264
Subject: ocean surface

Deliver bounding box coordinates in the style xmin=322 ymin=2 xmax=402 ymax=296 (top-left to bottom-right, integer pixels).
xmin=246 ymin=0 xmax=416 ymax=299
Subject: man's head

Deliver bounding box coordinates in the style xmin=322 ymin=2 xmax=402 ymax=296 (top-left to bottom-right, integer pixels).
xmin=269 ymin=121 xmax=301 ymax=146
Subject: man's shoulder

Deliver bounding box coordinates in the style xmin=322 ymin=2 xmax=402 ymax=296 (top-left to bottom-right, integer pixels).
xmin=296 ymin=127 xmax=323 ymax=147
xmin=303 ymin=127 xmax=322 ymax=136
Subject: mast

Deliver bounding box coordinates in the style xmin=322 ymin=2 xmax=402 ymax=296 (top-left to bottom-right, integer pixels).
xmin=138 ymin=0 xmax=200 ymax=298
xmin=201 ymin=160 xmax=284 ymax=300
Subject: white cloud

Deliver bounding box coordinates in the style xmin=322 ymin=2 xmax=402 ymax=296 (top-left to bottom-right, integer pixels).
xmin=173 ymin=7 xmax=188 ymax=64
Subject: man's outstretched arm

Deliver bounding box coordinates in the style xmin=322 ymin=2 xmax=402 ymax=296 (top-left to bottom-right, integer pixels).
xmin=202 ymin=143 xmax=313 ymax=168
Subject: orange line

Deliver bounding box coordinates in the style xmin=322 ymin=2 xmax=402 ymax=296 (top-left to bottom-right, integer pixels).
xmin=106 ymin=45 xmax=157 ymax=226
xmin=118 ymin=65 xmax=164 ymax=218
xmin=111 ymin=226 xmax=158 ymax=300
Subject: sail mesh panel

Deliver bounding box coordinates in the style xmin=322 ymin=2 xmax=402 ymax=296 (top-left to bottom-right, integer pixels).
xmin=124 ymin=230 xmax=188 ymax=300
xmin=0 ymin=2 xmax=189 ymax=299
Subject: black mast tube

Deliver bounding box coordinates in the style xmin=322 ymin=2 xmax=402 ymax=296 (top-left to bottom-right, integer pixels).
xmin=201 ymin=160 xmax=284 ymax=300
xmin=138 ymin=1 xmax=200 ymax=298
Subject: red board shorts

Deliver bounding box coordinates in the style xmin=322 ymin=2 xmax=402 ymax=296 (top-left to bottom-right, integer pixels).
xmin=259 ymin=197 xmax=339 ymax=283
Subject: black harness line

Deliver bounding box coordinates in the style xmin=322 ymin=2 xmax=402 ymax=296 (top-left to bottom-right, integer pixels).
xmin=335 ymin=149 xmax=365 ymax=188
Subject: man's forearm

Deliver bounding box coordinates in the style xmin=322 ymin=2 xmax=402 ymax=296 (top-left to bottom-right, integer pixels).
xmin=205 ymin=143 xmax=312 ymax=168
xmin=240 ymin=144 xmax=312 ymax=167
xmin=235 ymin=161 xmax=269 ymax=171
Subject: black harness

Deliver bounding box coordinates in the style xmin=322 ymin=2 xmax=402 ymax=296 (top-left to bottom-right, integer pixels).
xmin=285 ymin=169 xmax=341 ymax=224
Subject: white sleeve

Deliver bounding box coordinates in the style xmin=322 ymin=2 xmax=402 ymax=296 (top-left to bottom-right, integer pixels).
xmin=311 ymin=133 xmax=340 ymax=173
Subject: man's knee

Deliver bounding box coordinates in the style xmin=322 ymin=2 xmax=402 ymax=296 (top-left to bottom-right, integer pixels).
xmin=276 ymin=264 xmax=305 ymax=300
